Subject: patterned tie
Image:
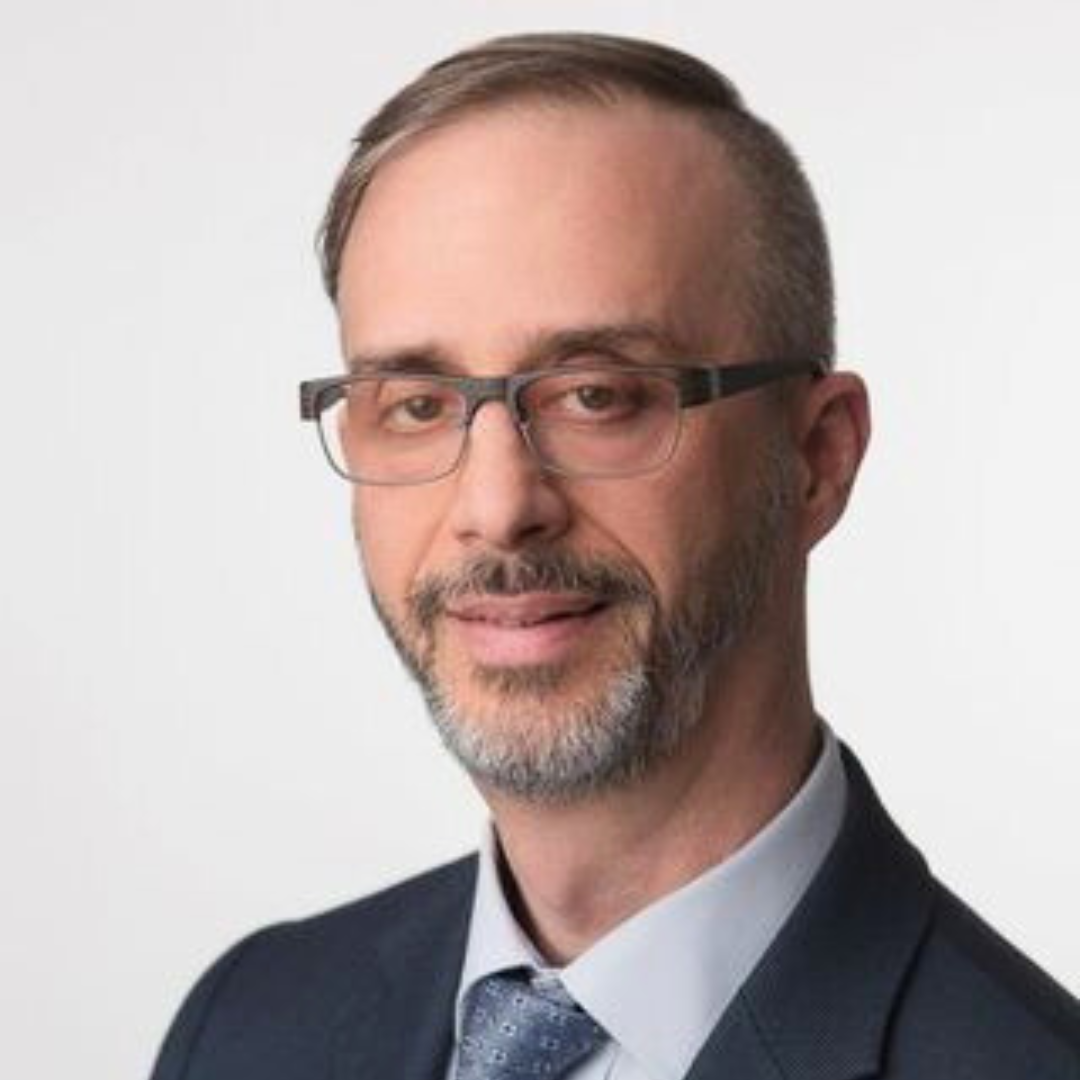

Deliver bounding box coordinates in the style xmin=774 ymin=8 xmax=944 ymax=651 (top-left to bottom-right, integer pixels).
xmin=453 ymin=968 xmax=608 ymax=1079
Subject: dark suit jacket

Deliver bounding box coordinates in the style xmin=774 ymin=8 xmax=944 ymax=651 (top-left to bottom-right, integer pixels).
xmin=150 ymin=750 xmax=1080 ymax=1078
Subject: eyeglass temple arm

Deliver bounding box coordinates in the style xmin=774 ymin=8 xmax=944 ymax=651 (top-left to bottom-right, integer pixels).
xmin=680 ymin=358 xmax=828 ymax=407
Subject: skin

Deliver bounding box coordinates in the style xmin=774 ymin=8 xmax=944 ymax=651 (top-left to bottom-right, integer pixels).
xmin=335 ymin=97 xmax=870 ymax=963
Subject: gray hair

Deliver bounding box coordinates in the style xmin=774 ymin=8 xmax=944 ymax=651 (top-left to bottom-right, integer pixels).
xmin=318 ymin=32 xmax=834 ymax=362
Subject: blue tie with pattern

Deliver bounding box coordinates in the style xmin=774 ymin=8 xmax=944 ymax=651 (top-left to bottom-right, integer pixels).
xmin=453 ymin=968 xmax=608 ymax=1079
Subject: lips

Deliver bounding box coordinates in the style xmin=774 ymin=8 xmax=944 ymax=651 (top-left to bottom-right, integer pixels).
xmin=441 ymin=592 xmax=613 ymax=667
xmin=446 ymin=593 xmax=606 ymax=628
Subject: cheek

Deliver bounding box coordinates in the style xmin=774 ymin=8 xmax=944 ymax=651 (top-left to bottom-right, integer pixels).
xmin=602 ymin=424 xmax=749 ymax=591
xmin=351 ymin=490 xmax=442 ymax=609
xmin=582 ymin=466 xmax=737 ymax=602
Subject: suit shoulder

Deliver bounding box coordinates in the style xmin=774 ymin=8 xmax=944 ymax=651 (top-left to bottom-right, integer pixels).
xmin=213 ymin=851 xmax=478 ymax=994
xmin=894 ymin=884 xmax=1080 ymax=1076
xmin=932 ymin=887 xmax=1078 ymax=1036
xmin=268 ymin=850 xmax=479 ymax=951
xmin=149 ymin=853 xmax=477 ymax=1080
xmin=149 ymin=855 xmax=477 ymax=1075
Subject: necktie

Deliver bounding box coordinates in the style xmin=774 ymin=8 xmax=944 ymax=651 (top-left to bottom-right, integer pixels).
xmin=453 ymin=969 xmax=608 ymax=1079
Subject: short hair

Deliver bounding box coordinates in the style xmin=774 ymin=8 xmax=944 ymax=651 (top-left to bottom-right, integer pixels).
xmin=318 ymin=32 xmax=834 ymax=362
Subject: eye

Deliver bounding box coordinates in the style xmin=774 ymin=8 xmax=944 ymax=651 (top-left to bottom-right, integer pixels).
xmin=572 ymin=384 xmax=619 ymax=412
xmin=383 ymin=393 xmax=453 ymax=432
xmin=398 ymin=395 xmax=444 ymax=422
xmin=532 ymin=370 xmax=650 ymax=424
xmin=366 ymin=380 xmax=461 ymax=434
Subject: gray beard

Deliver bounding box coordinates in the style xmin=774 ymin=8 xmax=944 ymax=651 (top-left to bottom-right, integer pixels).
xmin=365 ymin=442 xmax=795 ymax=803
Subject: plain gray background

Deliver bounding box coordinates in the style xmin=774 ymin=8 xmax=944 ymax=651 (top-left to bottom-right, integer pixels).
xmin=1 ymin=1 xmax=1077 ymax=1076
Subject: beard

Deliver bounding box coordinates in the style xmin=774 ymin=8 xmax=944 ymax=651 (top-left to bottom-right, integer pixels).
xmin=365 ymin=440 xmax=797 ymax=803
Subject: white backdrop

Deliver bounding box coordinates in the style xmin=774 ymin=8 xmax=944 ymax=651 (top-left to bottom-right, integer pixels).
xmin=2 ymin=1 xmax=1077 ymax=1076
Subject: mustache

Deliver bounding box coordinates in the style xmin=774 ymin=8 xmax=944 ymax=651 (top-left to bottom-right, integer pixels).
xmin=408 ymin=549 xmax=655 ymax=633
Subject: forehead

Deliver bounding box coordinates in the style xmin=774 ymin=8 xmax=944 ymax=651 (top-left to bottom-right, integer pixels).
xmin=336 ymin=98 xmax=751 ymax=365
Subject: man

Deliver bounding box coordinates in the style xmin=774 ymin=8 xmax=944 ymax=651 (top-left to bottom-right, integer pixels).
xmin=151 ymin=32 xmax=1079 ymax=1080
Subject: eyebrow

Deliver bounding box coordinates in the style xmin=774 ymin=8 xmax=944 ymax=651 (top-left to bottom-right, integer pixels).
xmin=344 ymin=320 xmax=697 ymax=376
xmin=346 ymin=348 xmax=458 ymax=376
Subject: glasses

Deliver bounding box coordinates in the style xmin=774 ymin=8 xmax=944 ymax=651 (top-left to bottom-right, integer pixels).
xmin=299 ymin=358 xmax=827 ymax=485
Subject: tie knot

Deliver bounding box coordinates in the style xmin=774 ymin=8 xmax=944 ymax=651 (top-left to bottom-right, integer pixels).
xmin=455 ymin=969 xmax=607 ymax=1079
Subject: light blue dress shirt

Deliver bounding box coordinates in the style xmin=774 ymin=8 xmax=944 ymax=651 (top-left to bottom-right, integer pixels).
xmin=447 ymin=724 xmax=847 ymax=1080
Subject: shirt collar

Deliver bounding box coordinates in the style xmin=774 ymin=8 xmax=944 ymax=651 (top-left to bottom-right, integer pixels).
xmin=454 ymin=722 xmax=847 ymax=1080
xmin=455 ymin=819 xmax=548 ymax=1010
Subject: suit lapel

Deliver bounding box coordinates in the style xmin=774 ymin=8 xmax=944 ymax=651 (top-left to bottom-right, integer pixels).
xmin=332 ymin=857 xmax=477 ymax=1080
xmin=684 ymin=994 xmax=788 ymax=1079
xmin=687 ymin=748 xmax=936 ymax=1080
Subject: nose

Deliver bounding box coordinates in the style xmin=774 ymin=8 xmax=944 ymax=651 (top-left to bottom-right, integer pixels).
xmin=447 ymin=400 xmax=571 ymax=551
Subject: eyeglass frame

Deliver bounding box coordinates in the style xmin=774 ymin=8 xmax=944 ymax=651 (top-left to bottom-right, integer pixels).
xmin=298 ymin=357 xmax=829 ymax=485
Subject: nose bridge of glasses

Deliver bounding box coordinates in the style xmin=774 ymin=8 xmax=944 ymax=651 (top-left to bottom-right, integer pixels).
xmin=461 ymin=375 xmax=530 ymax=428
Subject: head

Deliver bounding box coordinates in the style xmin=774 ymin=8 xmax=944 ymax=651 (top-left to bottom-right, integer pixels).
xmin=316 ymin=33 xmax=869 ymax=803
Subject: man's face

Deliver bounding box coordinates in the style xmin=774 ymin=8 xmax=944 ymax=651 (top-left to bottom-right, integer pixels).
xmin=335 ymin=99 xmax=801 ymax=801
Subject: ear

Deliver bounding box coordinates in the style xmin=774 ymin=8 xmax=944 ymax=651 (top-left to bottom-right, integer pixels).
xmin=791 ymin=371 xmax=871 ymax=552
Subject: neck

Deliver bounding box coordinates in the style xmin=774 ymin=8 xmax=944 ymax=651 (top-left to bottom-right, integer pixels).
xmin=480 ymin=627 xmax=818 ymax=965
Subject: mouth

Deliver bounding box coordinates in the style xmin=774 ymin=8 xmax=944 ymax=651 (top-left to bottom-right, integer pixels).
xmin=447 ymin=593 xmax=608 ymax=627
xmin=443 ymin=593 xmax=611 ymax=665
